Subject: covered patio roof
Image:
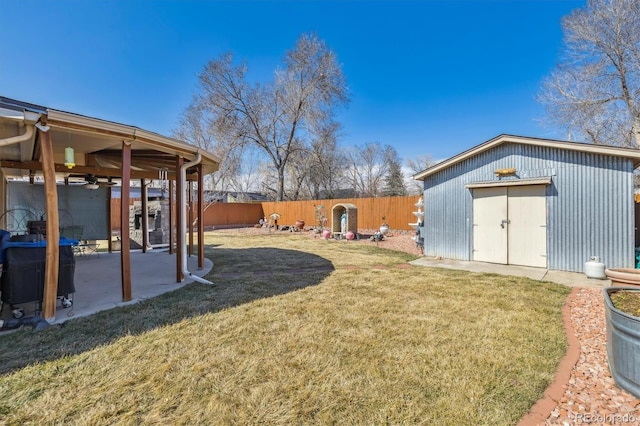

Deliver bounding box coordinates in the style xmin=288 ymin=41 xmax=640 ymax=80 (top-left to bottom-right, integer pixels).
xmin=0 ymin=96 xmax=220 ymax=180
xmin=0 ymin=96 xmax=220 ymax=323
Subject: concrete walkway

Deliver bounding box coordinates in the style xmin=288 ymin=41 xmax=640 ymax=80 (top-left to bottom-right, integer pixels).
xmin=409 ymin=257 xmax=610 ymax=289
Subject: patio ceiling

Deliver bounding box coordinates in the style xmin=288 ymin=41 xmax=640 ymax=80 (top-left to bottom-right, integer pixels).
xmin=0 ymin=97 xmax=220 ymax=182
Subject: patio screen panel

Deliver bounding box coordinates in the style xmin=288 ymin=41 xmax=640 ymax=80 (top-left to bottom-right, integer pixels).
xmin=6 ymin=182 xmax=109 ymax=240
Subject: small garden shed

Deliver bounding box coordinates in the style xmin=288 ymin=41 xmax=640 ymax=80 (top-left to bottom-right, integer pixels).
xmin=331 ymin=203 xmax=357 ymax=237
xmin=413 ymin=134 xmax=640 ymax=273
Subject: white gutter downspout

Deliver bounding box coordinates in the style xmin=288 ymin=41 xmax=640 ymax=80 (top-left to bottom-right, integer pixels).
xmin=0 ymin=110 xmax=40 ymax=146
xmin=0 ymin=124 xmax=35 ymax=146
xmin=180 ymin=153 xmax=213 ymax=285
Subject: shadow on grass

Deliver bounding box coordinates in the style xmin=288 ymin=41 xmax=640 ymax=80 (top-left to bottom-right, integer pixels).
xmin=0 ymin=247 xmax=334 ymax=376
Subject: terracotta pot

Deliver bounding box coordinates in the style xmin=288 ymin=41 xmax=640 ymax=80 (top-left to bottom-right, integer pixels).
xmin=295 ymin=220 xmax=305 ymax=230
xmin=605 ymin=268 xmax=640 ymax=287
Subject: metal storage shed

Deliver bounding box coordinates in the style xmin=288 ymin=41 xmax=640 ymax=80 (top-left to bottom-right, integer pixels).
xmin=413 ymin=134 xmax=640 ymax=273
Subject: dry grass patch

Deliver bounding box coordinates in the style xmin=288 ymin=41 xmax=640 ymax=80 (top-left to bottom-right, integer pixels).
xmin=610 ymin=288 xmax=640 ymax=317
xmin=205 ymin=231 xmax=418 ymax=267
xmin=0 ymin=231 xmax=570 ymax=425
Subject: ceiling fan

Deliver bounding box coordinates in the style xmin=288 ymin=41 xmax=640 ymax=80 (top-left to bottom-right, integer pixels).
xmin=83 ymin=174 xmax=117 ymax=190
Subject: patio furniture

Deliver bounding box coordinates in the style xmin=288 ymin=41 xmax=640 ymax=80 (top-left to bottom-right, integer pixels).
xmin=0 ymin=240 xmax=76 ymax=316
xmin=0 ymin=208 xmax=38 ymax=237
xmin=60 ymin=225 xmax=99 ymax=258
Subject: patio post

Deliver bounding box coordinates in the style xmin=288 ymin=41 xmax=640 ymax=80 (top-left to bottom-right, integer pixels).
xmin=107 ymin=185 xmax=113 ymax=252
xmin=141 ymin=178 xmax=148 ymax=253
xmin=39 ymin=123 xmax=60 ymax=321
xmin=175 ymin=156 xmax=183 ymax=282
xmin=188 ymin=180 xmax=194 ymax=256
xmin=169 ymin=179 xmax=174 ymax=255
xmin=197 ymin=163 xmax=204 ymax=269
xmin=120 ymin=142 xmax=132 ymax=301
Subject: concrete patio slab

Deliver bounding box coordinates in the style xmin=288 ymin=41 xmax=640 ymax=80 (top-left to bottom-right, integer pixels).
xmin=2 ymin=250 xmax=213 ymax=325
xmin=409 ymin=257 xmax=610 ymax=289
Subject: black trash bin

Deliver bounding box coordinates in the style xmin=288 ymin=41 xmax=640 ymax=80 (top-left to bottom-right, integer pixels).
xmin=0 ymin=241 xmax=76 ymax=307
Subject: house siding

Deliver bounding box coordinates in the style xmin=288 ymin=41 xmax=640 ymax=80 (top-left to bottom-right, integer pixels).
xmin=422 ymin=143 xmax=635 ymax=272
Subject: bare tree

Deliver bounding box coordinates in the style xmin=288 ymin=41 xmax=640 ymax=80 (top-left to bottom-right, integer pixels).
xmin=306 ymin=128 xmax=349 ymax=199
xmin=406 ymin=154 xmax=435 ymax=195
xmin=283 ymin=139 xmax=310 ymax=200
xmin=346 ymin=142 xmax=393 ymax=197
xmin=229 ymin=146 xmax=262 ymax=197
xmin=174 ymin=103 xmax=254 ymax=205
xmin=538 ymin=0 xmax=640 ymax=147
xmin=257 ymin=161 xmax=279 ymax=201
xmin=190 ymin=33 xmax=348 ymax=201
xmin=173 ymin=104 xmax=216 ymax=152
xmin=284 ymin=122 xmax=348 ymax=200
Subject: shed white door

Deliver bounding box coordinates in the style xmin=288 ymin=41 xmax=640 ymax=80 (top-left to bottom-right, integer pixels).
xmin=507 ymin=185 xmax=547 ymax=267
xmin=472 ymin=185 xmax=547 ymax=267
xmin=472 ymin=187 xmax=508 ymax=264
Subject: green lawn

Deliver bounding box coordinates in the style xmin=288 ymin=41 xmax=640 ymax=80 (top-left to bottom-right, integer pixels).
xmin=0 ymin=231 xmax=570 ymax=425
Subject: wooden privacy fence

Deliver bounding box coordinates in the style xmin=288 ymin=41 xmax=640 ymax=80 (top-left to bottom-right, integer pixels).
xmin=261 ymin=196 xmax=422 ymax=231
xmin=111 ymin=195 xmax=422 ymax=232
xmin=111 ymin=198 xmax=263 ymax=231
xmin=200 ymin=202 xmax=264 ymax=228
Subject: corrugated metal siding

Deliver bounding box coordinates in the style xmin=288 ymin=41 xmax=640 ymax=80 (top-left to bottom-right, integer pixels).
xmin=547 ymin=152 xmax=634 ymax=272
xmin=423 ymin=162 xmax=473 ymax=260
xmin=422 ymin=143 xmax=635 ymax=272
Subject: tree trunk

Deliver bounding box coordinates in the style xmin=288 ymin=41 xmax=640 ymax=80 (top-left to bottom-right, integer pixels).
xmin=277 ymin=167 xmax=285 ymax=201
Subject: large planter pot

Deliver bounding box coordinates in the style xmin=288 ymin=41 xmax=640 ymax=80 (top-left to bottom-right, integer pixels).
xmin=604 ymin=287 xmax=640 ymax=399
xmin=605 ymin=268 xmax=640 ymax=287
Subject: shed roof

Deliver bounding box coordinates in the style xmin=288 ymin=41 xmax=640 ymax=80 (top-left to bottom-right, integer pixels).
xmin=413 ymin=134 xmax=640 ymax=181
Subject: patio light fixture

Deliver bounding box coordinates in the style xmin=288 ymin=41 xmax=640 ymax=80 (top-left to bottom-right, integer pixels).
xmin=64 ymin=147 xmax=75 ymax=169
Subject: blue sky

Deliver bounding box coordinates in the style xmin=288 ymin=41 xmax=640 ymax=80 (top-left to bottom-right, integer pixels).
xmin=0 ymin=0 xmax=584 ymax=163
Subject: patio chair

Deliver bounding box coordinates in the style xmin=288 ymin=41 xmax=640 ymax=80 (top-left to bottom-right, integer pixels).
xmin=60 ymin=225 xmax=83 ymax=256
xmin=60 ymin=225 xmax=98 ymax=258
xmin=78 ymin=239 xmax=99 ymax=258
